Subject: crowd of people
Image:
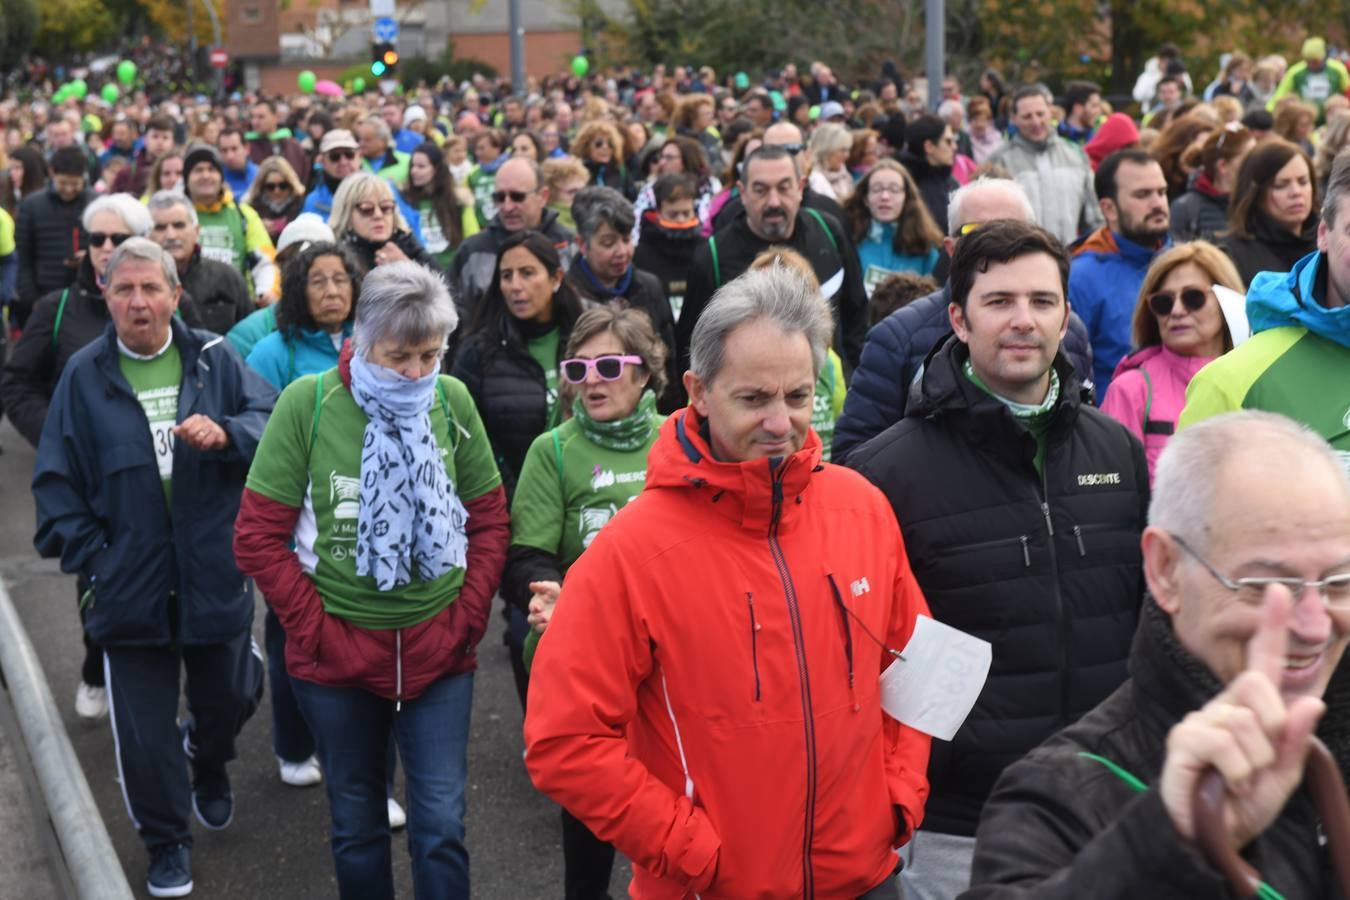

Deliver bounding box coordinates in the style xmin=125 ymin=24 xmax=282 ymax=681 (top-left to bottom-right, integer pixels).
xmin=1 ymin=32 xmax=1350 ymax=900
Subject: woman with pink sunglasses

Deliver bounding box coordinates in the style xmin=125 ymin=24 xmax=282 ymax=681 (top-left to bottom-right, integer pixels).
xmin=501 ymin=304 xmax=666 ymax=899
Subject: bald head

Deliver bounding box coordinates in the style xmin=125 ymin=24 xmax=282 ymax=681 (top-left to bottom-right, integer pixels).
xmin=763 ymin=122 xmax=804 ymax=147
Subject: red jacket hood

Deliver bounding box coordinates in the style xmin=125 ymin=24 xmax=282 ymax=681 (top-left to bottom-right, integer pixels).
xmin=1085 ymin=113 xmax=1140 ymax=170
xmin=648 ymin=407 xmax=824 ymax=535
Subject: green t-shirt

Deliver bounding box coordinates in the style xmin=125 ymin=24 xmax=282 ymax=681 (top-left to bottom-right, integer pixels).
xmin=119 ymin=341 xmax=183 ymax=505
xmin=526 ymin=328 xmax=562 ymax=426
xmin=812 ymin=349 xmax=847 ymax=463
xmin=245 ymin=370 xmax=502 ymax=629
xmin=512 ymin=401 xmax=662 ymax=669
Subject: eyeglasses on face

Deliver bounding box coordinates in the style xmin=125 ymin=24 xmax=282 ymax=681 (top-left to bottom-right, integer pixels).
xmin=492 ymin=189 xmax=534 ymax=204
xmin=1170 ymin=532 xmax=1350 ymax=608
xmin=1148 ymin=287 xmax=1209 ymax=317
xmin=89 ymin=231 xmax=131 ymax=248
xmin=868 ymin=182 xmax=905 ymax=196
xmin=326 ymin=149 xmax=356 ymax=162
xmin=354 ymin=201 xmax=395 ymax=218
xmin=263 ymin=180 xmax=291 ymax=193
xmin=559 ymin=354 xmax=644 ymax=383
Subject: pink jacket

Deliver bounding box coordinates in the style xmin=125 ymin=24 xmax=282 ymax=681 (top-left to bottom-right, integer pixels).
xmin=1100 ymin=345 xmax=1214 ymax=484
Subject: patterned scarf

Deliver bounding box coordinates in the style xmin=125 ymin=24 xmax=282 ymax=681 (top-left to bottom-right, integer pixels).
xmin=348 ymin=352 xmax=469 ymax=591
xmin=572 ymin=390 xmax=659 ymax=451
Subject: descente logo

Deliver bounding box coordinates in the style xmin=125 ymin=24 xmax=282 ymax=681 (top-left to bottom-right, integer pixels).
xmin=1077 ymin=472 xmax=1121 ymax=486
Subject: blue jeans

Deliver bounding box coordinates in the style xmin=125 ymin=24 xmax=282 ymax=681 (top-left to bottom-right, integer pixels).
xmin=293 ymin=671 xmax=474 ymax=900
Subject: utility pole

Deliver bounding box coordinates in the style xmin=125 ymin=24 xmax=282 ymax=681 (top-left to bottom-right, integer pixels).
xmin=509 ymin=0 xmax=525 ymax=96
xmin=187 ymin=0 xmax=197 ymax=89
xmin=925 ymin=0 xmax=944 ymax=110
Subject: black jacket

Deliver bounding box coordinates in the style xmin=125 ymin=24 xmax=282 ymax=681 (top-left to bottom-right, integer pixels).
xmin=848 ymin=336 xmax=1149 ymax=837
xmin=1169 ymin=185 xmax=1229 ymax=244
xmin=0 ymin=259 xmax=203 ymax=447
xmin=565 ymin=260 xmax=682 ymax=413
xmin=584 ymin=158 xmax=634 ymax=200
xmin=897 ymin=151 xmax=959 ymax=235
xmin=680 ymin=208 xmax=868 ymax=378
xmin=14 ymin=183 xmax=92 ymax=307
xmin=633 ymin=212 xmax=707 ymax=325
xmin=832 ymin=284 xmax=1095 ymax=465
xmin=342 ymin=228 xmax=440 ymax=275
xmin=1222 ymin=211 xmax=1318 ymax=288
xmin=446 ymin=209 xmax=575 ymax=321
xmin=451 ymin=314 xmax=572 ymax=498
xmin=964 ymin=601 xmax=1338 ymax=899
xmin=179 ymin=247 xmax=252 ymax=336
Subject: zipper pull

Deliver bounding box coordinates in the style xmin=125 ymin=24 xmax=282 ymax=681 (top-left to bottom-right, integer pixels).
xmin=1041 ymin=502 xmax=1055 ymax=536
xmin=1073 ymin=525 xmax=1086 ymax=557
xmin=1020 ymin=535 xmax=1030 ymax=567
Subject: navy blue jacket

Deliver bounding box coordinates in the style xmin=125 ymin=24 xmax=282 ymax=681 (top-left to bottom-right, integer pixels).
xmin=832 ymin=284 xmax=1095 ymax=464
xmin=32 ymin=319 xmax=277 ymax=647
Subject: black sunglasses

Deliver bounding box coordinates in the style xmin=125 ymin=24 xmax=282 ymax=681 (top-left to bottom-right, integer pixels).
xmin=326 ymin=149 xmax=356 ymax=162
xmin=263 ymin=181 xmax=291 ymax=193
xmin=492 ymin=189 xmax=533 ymax=204
xmin=1148 ymin=287 xmax=1208 ymax=317
xmin=88 ymin=232 xmax=131 ymax=248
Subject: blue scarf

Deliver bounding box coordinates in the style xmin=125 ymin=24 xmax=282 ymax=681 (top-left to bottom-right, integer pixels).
xmin=574 ymin=254 xmax=634 ymax=299
xmin=348 ymin=353 xmax=469 ymax=591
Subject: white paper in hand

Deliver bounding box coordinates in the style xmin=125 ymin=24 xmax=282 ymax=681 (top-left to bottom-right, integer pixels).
xmin=880 ymin=615 xmax=992 ymax=741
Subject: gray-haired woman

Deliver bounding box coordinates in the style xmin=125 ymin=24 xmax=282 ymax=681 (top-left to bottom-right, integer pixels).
xmin=0 ymin=192 xmax=201 ymax=719
xmin=234 ymin=261 xmax=510 ymax=898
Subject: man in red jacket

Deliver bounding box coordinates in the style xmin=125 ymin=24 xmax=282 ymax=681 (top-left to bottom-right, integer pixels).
xmin=524 ymin=263 xmax=932 ymax=899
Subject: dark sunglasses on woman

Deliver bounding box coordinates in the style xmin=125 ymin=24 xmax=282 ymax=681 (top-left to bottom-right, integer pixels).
xmin=1148 ymin=287 xmax=1208 ymax=317
xmin=88 ymin=232 xmax=131 ymax=248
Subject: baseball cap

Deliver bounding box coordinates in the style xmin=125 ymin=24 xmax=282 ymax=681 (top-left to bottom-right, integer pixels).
xmin=820 ymin=101 xmax=846 ymax=121
xmin=319 ymin=129 xmax=358 ymax=154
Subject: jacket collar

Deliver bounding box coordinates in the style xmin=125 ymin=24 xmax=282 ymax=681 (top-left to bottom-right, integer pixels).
xmin=1248 ymin=250 xmax=1350 ymax=347
xmin=95 ymin=316 xmax=212 ymax=387
xmin=1129 ymin=598 xmax=1224 ymax=737
xmin=646 ymin=406 xmax=822 ymax=536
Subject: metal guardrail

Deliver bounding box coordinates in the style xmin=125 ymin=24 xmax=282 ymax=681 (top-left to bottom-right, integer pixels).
xmin=0 ymin=580 xmax=134 ymax=900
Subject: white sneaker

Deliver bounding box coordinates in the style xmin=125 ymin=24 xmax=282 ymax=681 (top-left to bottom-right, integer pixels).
xmin=277 ymin=755 xmax=323 ymax=787
xmin=75 ymin=682 xmax=108 ymax=719
xmin=387 ymin=797 xmax=406 ymax=831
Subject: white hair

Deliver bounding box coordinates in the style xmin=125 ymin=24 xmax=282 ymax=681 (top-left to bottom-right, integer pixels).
xmin=947 ymin=177 xmax=1036 ymax=237
xmin=82 ymin=193 xmax=153 ymax=235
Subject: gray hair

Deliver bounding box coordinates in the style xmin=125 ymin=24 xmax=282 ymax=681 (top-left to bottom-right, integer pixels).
xmin=104 ymin=236 xmax=180 ymax=291
xmin=82 ymin=193 xmax=153 ymax=236
xmin=1151 ymin=411 xmax=1350 ymax=551
xmin=147 ymin=190 xmax=199 ymax=226
xmin=573 ymin=185 xmax=635 ymax=242
xmin=807 ymin=122 xmax=852 ymax=167
xmin=690 ymin=264 xmax=833 ymax=385
xmin=352 ymin=261 xmax=459 ymax=355
xmin=359 ymin=114 xmax=392 ymax=143
xmin=1322 ymin=147 xmax=1350 ymax=229
xmin=947 ymin=176 xmax=1036 ymax=236
xmin=937 ymin=99 xmax=965 ymax=123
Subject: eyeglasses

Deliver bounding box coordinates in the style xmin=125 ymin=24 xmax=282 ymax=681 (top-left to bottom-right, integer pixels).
xmin=307 ymin=274 xmax=352 ymax=291
xmin=958 ymin=221 xmax=983 ymax=236
xmin=778 ymin=143 xmax=804 ymax=156
xmin=1170 ymin=533 xmax=1350 ymax=608
xmin=1148 ymin=287 xmax=1209 ymax=317
xmin=868 ymin=183 xmax=905 ymax=196
xmin=492 ymin=189 xmax=535 ymax=204
xmin=88 ymin=232 xmax=131 ymax=248
xmin=354 ymin=201 xmax=395 ymax=218
xmin=326 ymin=149 xmax=356 ymax=162
xmin=263 ymin=180 xmax=291 ymax=193
xmin=560 ymin=354 xmax=644 ymax=383
xmin=592 ymin=138 xmax=611 ymax=149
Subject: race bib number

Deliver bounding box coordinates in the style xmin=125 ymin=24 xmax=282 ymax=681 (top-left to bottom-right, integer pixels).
xmin=150 ymin=419 xmax=175 ymax=479
xmin=864 ymin=263 xmax=898 ymax=298
xmin=880 ymin=615 xmax=991 ymax=741
xmin=199 ymin=224 xmax=236 ymax=266
xmin=421 ymin=209 xmax=448 ymax=254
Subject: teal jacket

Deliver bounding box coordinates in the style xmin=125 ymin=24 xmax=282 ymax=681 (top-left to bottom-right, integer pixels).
xmin=246 ymin=323 xmax=353 ymax=390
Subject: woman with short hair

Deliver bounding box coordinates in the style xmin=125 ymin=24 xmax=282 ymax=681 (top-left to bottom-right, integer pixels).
xmin=234 ymin=261 xmax=510 ymax=899
xmin=807 ymin=122 xmax=856 ymax=203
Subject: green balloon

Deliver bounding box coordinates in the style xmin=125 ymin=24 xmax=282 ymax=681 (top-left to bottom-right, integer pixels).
xmin=53 ymin=85 xmax=69 ymax=103
xmin=117 ymin=60 xmax=137 ymax=86
xmin=352 ymin=77 xmax=366 ymax=93
xmin=571 ymin=55 xmax=589 ymax=78
xmin=297 ymin=70 xmax=317 ymax=93
xmin=769 ymin=90 xmax=786 ymax=112
xmin=70 ymin=79 xmax=88 ymax=99
xmin=101 ymin=83 xmax=119 ymax=104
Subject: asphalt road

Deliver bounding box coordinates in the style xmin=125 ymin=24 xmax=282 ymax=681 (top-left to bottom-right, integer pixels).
xmin=0 ymin=418 xmax=631 ymax=899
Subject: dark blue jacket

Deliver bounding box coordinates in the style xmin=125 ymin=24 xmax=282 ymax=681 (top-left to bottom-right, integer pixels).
xmin=32 ymin=318 xmax=277 ymax=647
xmin=832 ymin=284 xmax=1095 ymax=464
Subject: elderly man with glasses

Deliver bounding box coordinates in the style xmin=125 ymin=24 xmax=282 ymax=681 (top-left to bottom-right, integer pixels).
xmin=964 ymin=410 xmax=1350 ymax=900
xmin=447 ymin=156 xmax=576 ymax=319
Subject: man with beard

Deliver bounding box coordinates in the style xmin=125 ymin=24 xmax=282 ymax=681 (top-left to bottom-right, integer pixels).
xmin=680 ymin=145 xmax=867 ymax=381
xmin=148 ymin=191 xmax=252 ymax=336
xmin=1069 ymin=149 xmax=1172 ymax=399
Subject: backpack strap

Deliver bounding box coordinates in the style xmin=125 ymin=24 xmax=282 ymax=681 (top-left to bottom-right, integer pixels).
xmin=550 ymin=427 xmax=565 ymax=487
xmin=709 ymin=234 xmax=721 ymax=289
xmin=309 ymin=370 xmax=325 ymax=451
xmin=51 ymin=288 xmax=70 ymax=353
xmin=286 ymin=335 xmax=297 ymax=387
xmin=1138 ymin=369 xmax=1175 ymax=436
xmin=804 ymin=207 xmax=840 ymax=252
xmin=311 ymin=370 xmax=462 ymax=456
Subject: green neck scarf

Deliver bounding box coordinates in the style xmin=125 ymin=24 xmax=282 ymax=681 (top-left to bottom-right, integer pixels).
xmin=571 ymin=391 xmax=659 ymax=451
xmin=964 ymin=360 xmax=1060 ymax=476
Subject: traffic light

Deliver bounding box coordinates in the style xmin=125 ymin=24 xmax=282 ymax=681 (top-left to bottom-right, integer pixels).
xmin=371 ymin=41 xmax=399 ymax=77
